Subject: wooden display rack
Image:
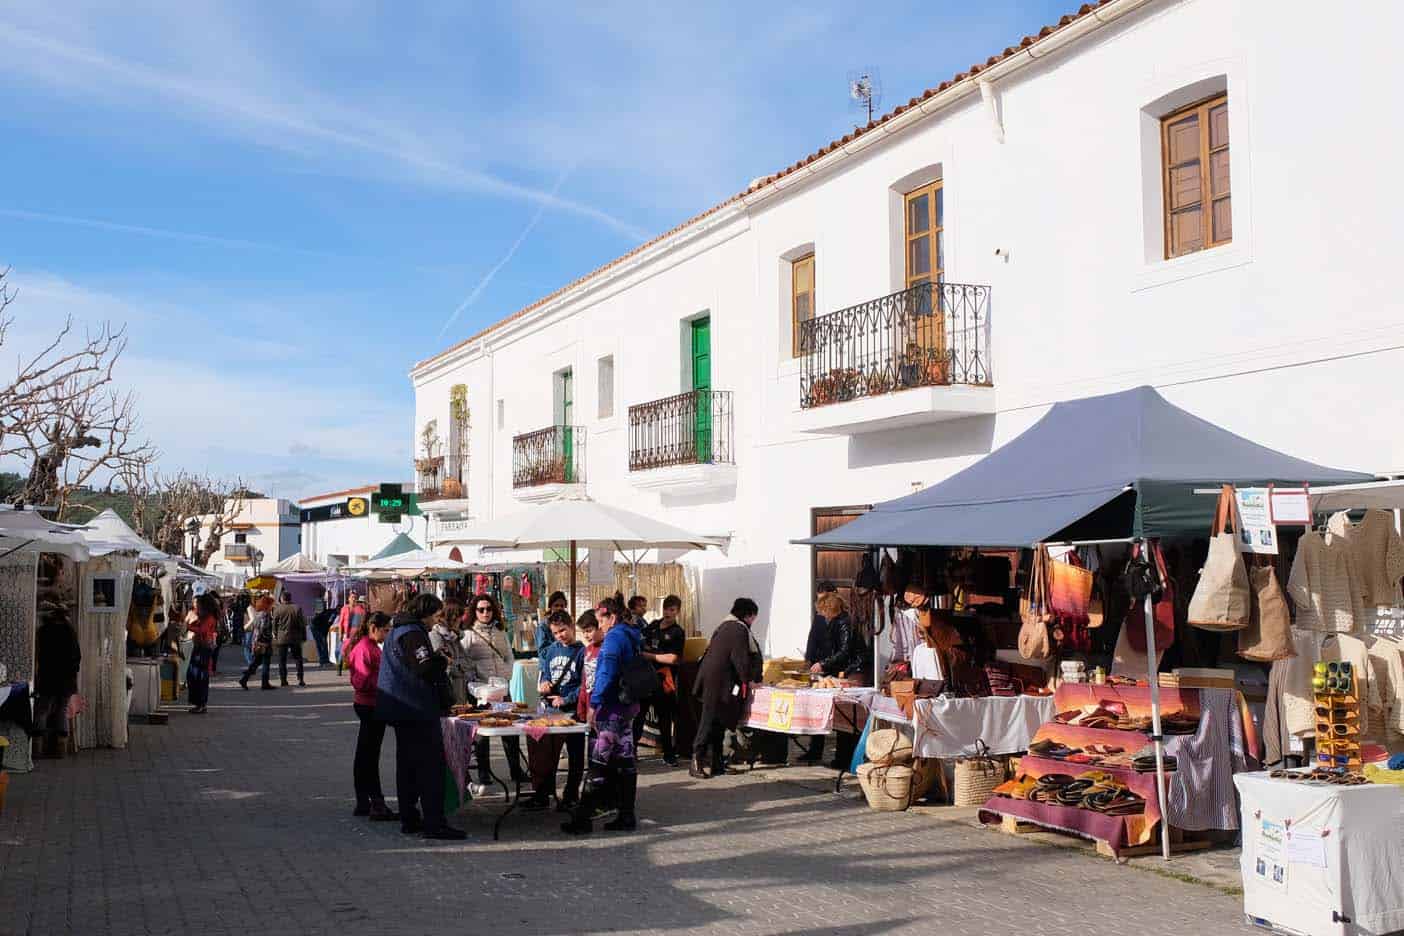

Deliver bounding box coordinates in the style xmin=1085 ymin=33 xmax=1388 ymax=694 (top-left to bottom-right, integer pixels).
xmin=997 ymin=814 xmax=1213 ymax=860
xmin=1313 ymin=673 xmax=1362 ymax=770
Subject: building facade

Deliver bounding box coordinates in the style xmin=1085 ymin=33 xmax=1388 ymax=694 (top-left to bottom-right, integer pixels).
xmin=299 ymin=484 xmax=429 ymax=569
xmin=411 ymin=0 xmax=1404 ymax=655
xmin=199 ymin=497 xmax=301 ymax=585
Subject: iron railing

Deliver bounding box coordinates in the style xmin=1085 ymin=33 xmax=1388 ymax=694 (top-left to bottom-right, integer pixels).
xmin=628 ymin=389 xmax=734 ymax=472
xmin=512 ymin=425 xmax=586 ymax=488
xmin=798 ymin=281 xmax=992 ymax=409
xmin=223 ymin=543 xmax=253 ymax=560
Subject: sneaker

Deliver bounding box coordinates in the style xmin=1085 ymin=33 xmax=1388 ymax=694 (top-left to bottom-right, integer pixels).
xmin=297 ymin=680 xmax=306 ymax=687
xmin=261 ymin=684 xmax=277 ymax=690
xmin=468 ymin=782 xmax=492 ymax=798
xmin=662 ymin=756 xmax=679 ymax=767
xmin=421 ymin=826 xmax=466 ymax=841
xmin=604 ymin=813 xmax=637 ymax=832
xmin=238 ymin=677 xmax=249 ymax=691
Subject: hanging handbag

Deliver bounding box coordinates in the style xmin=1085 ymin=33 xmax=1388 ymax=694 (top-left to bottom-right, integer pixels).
xmin=855 ymin=552 xmax=881 ymax=591
xmin=1238 ymin=563 xmax=1297 ymax=661
xmin=1187 ymin=485 xmax=1252 ymax=632
xmin=1047 ymin=550 xmax=1094 ymax=623
xmin=1087 ymin=547 xmax=1106 ymax=629
xmin=879 ymin=553 xmax=907 ymax=596
xmin=1018 ymin=547 xmax=1052 ymax=661
xmin=1126 ymin=540 xmax=1175 ymax=654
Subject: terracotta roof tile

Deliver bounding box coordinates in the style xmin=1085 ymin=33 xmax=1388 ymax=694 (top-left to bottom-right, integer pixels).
xmin=414 ymin=0 xmax=1119 ymax=373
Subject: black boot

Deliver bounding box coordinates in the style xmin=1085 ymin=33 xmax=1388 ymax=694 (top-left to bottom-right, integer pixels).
xmin=689 ymin=755 xmax=707 ymax=779
xmin=604 ymin=772 xmax=637 ymax=832
xmin=561 ymin=790 xmax=596 ymax=835
xmin=238 ymin=676 xmax=249 ymax=690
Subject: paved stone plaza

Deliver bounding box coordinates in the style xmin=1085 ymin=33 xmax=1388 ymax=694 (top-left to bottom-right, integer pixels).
xmin=0 ymin=666 xmax=1255 ymax=935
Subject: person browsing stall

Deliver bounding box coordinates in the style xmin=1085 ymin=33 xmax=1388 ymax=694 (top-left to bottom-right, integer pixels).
xmin=691 ymin=597 xmax=764 ymax=779
xmin=537 ymin=591 xmax=569 ymax=661
xmin=634 ymin=595 xmax=686 ymax=766
xmin=460 ymin=594 xmax=526 ymax=796
xmin=346 ymin=612 xmax=398 ymax=821
xmin=524 ymin=610 xmax=586 ymax=812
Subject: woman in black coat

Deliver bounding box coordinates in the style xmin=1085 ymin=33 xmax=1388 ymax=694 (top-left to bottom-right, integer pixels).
xmin=690 ymin=597 xmax=764 ymax=779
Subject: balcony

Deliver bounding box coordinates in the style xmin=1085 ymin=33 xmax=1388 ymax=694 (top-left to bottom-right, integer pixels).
xmin=223 ymin=543 xmax=253 ymax=561
xmin=512 ymin=425 xmax=586 ymax=502
xmin=628 ymin=389 xmax=737 ymax=495
xmin=794 ymin=281 xmax=994 ymax=434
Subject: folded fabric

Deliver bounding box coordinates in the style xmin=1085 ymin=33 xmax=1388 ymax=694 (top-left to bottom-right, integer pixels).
xmin=1388 ymin=753 xmax=1404 ymax=771
xmin=1364 ymin=764 xmax=1404 ymax=786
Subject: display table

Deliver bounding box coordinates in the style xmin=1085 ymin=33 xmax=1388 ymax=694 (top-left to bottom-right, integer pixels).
xmin=509 ymin=660 xmax=540 ymax=708
xmin=741 ymin=686 xmax=876 ymax=735
xmin=912 ymin=695 xmax=1056 ymax=758
xmin=440 ymin=716 xmax=588 ymax=840
xmin=1235 ymin=772 xmax=1404 ymax=936
xmin=980 ymin=683 xmax=1258 ymax=855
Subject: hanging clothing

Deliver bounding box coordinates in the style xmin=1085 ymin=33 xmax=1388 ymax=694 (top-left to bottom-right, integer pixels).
xmin=1280 ymin=629 xmax=1378 ymax=739
xmin=1287 ymin=529 xmax=1366 ymax=633
xmin=1364 ymin=634 xmax=1404 ymax=740
xmin=1327 ymin=509 xmax=1404 ymax=609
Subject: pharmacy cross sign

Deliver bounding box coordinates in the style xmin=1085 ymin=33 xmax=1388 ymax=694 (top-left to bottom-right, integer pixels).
xmin=375 ymin=483 xmax=404 ymax=524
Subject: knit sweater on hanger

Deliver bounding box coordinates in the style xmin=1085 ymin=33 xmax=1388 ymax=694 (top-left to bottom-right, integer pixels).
xmin=1327 ymin=509 xmax=1404 ymax=609
xmin=1287 ymin=529 xmax=1365 ymax=632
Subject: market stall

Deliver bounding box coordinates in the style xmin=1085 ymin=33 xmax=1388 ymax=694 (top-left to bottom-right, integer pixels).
xmin=441 ymin=709 xmax=589 ymax=840
xmin=799 ymin=386 xmax=1370 ymax=857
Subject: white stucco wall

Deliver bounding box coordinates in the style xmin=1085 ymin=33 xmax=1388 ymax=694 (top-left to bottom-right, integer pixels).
xmin=299 ymin=489 xmax=428 ymax=568
xmin=412 ymin=0 xmax=1404 ymax=655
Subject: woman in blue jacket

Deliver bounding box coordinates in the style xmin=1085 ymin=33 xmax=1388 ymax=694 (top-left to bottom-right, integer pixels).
xmin=563 ymin=596 xmax=641 ymax=835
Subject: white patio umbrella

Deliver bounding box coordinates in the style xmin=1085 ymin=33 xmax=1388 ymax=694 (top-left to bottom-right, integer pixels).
xmin=439 ymin=495 xmax=724 ymax=610
xmin=349 ymin=547 xmax=469 ymax=576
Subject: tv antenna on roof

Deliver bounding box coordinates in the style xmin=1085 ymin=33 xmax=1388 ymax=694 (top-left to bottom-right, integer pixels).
xmin=848 ymin=69 xmax=882 ymax=126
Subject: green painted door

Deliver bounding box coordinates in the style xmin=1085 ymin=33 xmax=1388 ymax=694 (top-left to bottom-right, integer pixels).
xmin=559 ymin=370 xmax=575 ymax=482
xmin=691 ymin=318 xmax=712 ymax=462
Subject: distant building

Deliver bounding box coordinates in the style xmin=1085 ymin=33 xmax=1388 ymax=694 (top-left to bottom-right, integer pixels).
xmin=197 ymin=497 xmax=300 ymax=586
xmin=299 ymin=484 xmax=428 ymax=569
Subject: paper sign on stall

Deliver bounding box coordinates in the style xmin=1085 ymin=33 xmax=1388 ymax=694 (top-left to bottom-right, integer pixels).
xmin=1270 ymin=487 xmax=1312 ymax=525
xmin=767 ymin=691 xmax=796 ymax=731
xmin=1255 ymin=818 xmax=1289 ymax=892
xmin=1286 ymin=828 xmax=1327 ymax=869
xmin=1234 ymin=488 xmax=1279 ymax=555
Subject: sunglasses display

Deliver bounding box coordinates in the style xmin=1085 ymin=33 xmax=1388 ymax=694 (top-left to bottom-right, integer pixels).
xmin=1311 ymin=668 xmax=1363 ymax=772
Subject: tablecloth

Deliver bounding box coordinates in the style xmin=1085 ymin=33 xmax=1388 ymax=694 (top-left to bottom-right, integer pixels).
xmin=510 ymin=660 xmax=539 ymax=708
xmin=911 ymin=695 xmax=1056 ymax=758
xmin=1235 ymin=772 xmax=1404 ymax=936
xmin=441 ymin=717 xmax=479 ymax=800
xmin=741 ymin=686 xmax=876 ymax=735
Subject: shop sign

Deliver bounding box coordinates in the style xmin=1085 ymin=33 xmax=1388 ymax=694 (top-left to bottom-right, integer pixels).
xmin=1234 ymin=487 xmax=1278 ymax=555
xmin=436 ymin=519 xmax=474 ymax=535
xmin=1253 ymin=817 xmax=1289 ymax=892
xmin=301 ymin=500 xmax=363 ymax=523
xmin=766 ymin=691 xmax=796 ymax=731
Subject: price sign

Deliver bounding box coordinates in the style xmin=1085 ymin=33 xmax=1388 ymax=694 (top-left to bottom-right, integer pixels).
xmin=766 ymin=690 xmax=796 ymax=731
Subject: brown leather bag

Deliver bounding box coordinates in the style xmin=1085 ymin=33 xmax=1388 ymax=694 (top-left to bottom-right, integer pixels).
xmin=1238 ymin=562 xmax=1296 ymax=661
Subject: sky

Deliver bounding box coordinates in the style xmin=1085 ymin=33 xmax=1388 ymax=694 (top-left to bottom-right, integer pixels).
xmin=0 ymin=0 xmax=1072 ymax=501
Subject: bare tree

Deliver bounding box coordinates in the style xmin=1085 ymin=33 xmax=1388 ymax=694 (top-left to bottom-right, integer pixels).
xmin=0 ymin=268 xmax=156 ymax=513
xmin=117 ymin=465 xmax=249 ymax=563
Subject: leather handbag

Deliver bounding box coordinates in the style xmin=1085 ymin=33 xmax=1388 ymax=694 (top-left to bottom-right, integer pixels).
xmin=1048 ymin=551 xmax=1094 ymax=623
xmin=1126 ymin=541 xmax=1175 ymax=654
xmin=1187 ymin=486 xmax=1251 ymax=632
xmin=880 ymin=553 xmax=908 ymax=596
xmin=889 ymin=679 xmax=916 ymax=718
xmin=1018 ymin=547 xmax=1052 ymax=660
xmin=1238 ymin=563 xmax=1296 ymax=661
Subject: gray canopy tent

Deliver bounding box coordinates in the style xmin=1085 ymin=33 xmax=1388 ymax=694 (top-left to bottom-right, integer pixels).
xmin=796 ymin=385 xmax=1371 ymax=859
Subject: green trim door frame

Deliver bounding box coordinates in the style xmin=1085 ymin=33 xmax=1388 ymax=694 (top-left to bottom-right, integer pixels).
xmin=690 ymin=318 xmax=712 ymax=462
xmin=557 ymin=368 xmax=575 ymax=483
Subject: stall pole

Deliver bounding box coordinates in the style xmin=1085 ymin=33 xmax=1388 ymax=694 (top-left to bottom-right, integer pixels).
xmin=568 ymin=540 xmax=577 ymax=616
xmin=1141 ymin=540 xmax=1172 ymax=862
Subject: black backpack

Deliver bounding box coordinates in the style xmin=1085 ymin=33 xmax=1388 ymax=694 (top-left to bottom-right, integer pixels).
xmin=618 ymin=649 xmax=659 ymax=705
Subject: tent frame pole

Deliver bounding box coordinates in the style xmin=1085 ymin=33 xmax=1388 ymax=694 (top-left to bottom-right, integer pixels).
xmin=568 ymin=540 xmax=577 ymax=616
xmin=1141 ymin=539 xmax=1172 ymax=862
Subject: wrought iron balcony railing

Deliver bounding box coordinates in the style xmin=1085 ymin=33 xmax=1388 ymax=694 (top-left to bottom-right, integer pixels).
xmin=223 ymin=543 xmax=253 ymax=560
xmin=512 ymin=425 xmax=586 ymax=488
xmin=628 ymin=389 xmax=734 ymax=472
xmin=798 ymin=281 xmax=991 ymax=409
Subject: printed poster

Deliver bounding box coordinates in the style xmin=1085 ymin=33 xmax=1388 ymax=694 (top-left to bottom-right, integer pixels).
xmin=767 ymin=691 xmax=796 ymax=731
xmin=1255 ymin=818 xmax=1289 ymax=892
xmin=1234 ymin=487 xmax=1279 ymax=555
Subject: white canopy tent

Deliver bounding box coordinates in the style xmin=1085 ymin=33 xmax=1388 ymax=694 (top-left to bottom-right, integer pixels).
xmin=349 ymin=548 xmax=469 ymax=577
xmin=439 ymin=495 xmax=724 ymax=610
xmin=0 ymin=507 xmax=96 ymax=562
xmin=265 ymin=552 xmax=327 ymax=575
xmin=84 ymin=508 xmax=170 ymax=562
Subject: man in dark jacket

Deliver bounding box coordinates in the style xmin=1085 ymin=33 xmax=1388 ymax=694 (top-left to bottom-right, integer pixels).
xmin=690 ymin=597 xmax=764 ymax=779
xmin=375 ymin=593 xmax=464 ymax=840
xmin=34 ymin=612 xmax=81 ymax=759
xmin=271 ymin=592 xmax=307 ymax=687
xmin=634 ymin=594 xmax=686 ymax=766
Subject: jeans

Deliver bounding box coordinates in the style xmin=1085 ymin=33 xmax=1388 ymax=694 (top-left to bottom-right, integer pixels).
xmin=312 ymin=625 xmax=330 ymax=666
xmin=632 ymin=691 xmax=678 ymax=760
xmin=242 ymin=630 xmax=255 ymax=666
xmin=353 ymin=703 xmax=386 ymax=806
xmin=241 ymin=650 xmax=272 ymax=686
xmin=278 ymin=644 xmax=304 ymax=684
xmin=392 ymin=719 xmax=447 ymax=830
xmin=527 ymin=733 xmax=585 ymax=803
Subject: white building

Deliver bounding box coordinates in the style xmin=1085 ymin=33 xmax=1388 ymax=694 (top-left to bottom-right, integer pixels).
xmin=199 ymin=497 xmax=301 ymax=585
xmin=299 ymin=484 xmax=429 ymax=569
xmin=411 ymin=0 xmax=1404 ymax=655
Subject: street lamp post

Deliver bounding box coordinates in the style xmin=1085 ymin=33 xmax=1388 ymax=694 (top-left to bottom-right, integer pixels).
xmin=252 ymin=548 xmax=264 ymax=577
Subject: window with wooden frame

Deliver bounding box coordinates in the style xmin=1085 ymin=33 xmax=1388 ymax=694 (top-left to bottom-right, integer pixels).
xmin=1161 ymin=94 xmax=1230 ymax=258
xmin=904 ymin=180 xmax=944 ymax=288
xmin=790 ymin=253 xmax=815 ymax=357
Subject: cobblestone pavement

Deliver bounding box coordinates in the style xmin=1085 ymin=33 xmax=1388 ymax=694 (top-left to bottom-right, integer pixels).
xmin=0 ymin=665 xmax=1255 ymax=936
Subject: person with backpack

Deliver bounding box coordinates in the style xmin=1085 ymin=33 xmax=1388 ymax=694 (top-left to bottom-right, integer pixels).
xmin=238 ymin=596 xmax=277 ymax=690
xmin=633 ymin=595 xmax=686 ymax=766
xmin=691 ymin=597 xmax=764 ymax=779
xmin=562 ymin=596 xmax=645 ymax=835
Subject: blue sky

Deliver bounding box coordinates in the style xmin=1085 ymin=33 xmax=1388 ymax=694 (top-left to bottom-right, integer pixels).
xmin=0 ymin=1 xmax=1071 ymax=500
